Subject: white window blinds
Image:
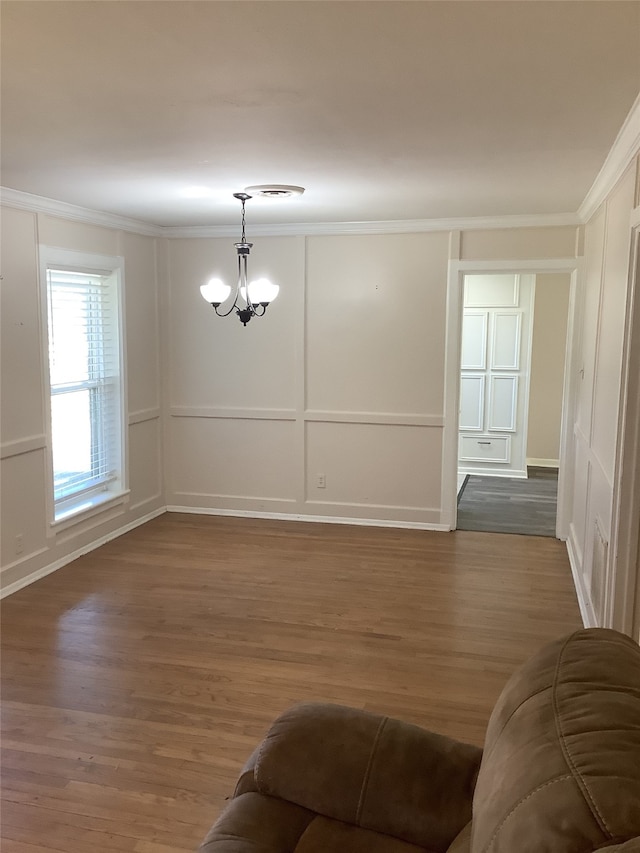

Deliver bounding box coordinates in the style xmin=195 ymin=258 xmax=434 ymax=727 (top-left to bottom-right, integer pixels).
xmin=46 ymin=267 xmax=122 ymax=512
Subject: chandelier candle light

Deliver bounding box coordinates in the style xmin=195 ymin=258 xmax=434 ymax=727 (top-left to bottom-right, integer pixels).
xmin=200 ymin=192 xmax=279 ymax=326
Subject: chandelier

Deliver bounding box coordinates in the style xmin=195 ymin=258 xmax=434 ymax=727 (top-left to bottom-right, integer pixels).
xmin=200 ymin=192 xmax=279 ymax=326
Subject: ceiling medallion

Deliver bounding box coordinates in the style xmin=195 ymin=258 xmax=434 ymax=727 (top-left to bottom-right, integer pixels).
xmin=244 ymin=184 xmax=305 ymax=198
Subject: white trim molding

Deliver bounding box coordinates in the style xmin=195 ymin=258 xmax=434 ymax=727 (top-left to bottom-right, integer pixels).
xmin=169 ymin=407 xmax=444 ymax=427
xmin=162 ymin=212 xmax=580 ymax=239
xmin=304 ymin=411 xmax=444 ymax=427
xmin=128 ymin=407 xmax=161 ymax=425
xmin=1 ymin=186 xmax=580 ymax=239
xmin=167 ymin=504 xmax=449 ymax=532
xmin=1 ymin=186 xmax=163 ymax=237
xmin=579 ymin=92 xmax=640 ymax=223
xmin=170 ymin=406 xmax=297 ymax=421
xmin=1 ymin=434 xmax=47 ymax=460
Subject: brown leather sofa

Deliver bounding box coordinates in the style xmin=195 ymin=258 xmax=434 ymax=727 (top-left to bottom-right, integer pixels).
xmin=199 ymin=628 xmax=640 ymax=852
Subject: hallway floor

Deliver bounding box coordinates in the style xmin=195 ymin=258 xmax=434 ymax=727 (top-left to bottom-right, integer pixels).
xmin=457 ymin=467 xmax=558 ymax=537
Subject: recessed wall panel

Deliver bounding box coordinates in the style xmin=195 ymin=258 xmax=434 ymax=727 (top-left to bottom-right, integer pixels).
xmin=571 ymin=439 xmax=590 ymax=561
xmin=591 ymin=166 xmax=636 ymax=480
xmin=576 ymin=208 xmax=606 ymax=438
xmin=464 ymin=275 xmax=518 ymax=307
xmin=305 ymin=421 xmax=441 ymax=509
xmin=306 ymin=233 xmax=449 ymax=414
xmin=527 ymin=274 xmax=571 ymax=462
xmin=1 ymin=451 xmax=48 ymax=568
xmin=123 ymin=232 xmax=160 ymax=413
xmin=129 ymin=419 xmax=161 ymax=508
xmin=1 ymin=208 xmax=44 ymax=443
xmin=168 ymin=236 xmax=302 ymax=411
xmin=170 ymin=417 xmax=296 ymax=501
xmin=460 ymin=227 xmax=578 ymax=260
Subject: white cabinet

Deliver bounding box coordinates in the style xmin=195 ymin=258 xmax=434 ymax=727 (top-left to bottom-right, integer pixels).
xmin=459 ymin=274 xmax=534 ymax=478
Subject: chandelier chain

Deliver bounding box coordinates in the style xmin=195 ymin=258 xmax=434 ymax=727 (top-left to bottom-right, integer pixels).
xmin=241 ymin=198 xmax=246 ymax=242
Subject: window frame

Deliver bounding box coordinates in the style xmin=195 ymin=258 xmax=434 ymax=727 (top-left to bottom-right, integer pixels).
xmin=40 ymin=247 xmax=128 ymax=527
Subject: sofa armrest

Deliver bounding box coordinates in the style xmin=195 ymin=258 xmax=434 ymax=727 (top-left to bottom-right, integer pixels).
xmin=253 ymin=702 xmax=482 ymax=852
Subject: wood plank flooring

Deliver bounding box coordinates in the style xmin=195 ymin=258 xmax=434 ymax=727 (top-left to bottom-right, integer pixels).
xmin=0 ymin=513 xmax=582 ymax=852
xmin=457 ymin=467 xmax=559 ymax=536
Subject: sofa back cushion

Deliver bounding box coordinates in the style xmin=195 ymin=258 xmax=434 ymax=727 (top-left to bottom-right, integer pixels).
xmin=471 ymin=629 xmax=640 ymax=853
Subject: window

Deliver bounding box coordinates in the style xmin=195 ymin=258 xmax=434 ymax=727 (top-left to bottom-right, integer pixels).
xmin=44 ymin=251 xmax=125 ymax=521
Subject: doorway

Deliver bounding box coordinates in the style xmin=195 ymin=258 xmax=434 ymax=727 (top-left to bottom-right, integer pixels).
xmin=441 ymin=259 xmax=579 ymax=537
xmin=456 ymin=272 xmax=571 ymax=536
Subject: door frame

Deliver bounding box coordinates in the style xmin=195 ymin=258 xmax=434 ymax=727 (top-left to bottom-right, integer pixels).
xmin=441 ymin=257 xmax=580 ymax=533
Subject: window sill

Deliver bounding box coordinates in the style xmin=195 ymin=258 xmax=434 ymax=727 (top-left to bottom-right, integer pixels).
xmin=51 ymin=489 xmax=130 ymax=533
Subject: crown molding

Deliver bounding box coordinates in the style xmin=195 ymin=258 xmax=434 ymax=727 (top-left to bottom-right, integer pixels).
xmin=579 ymin=91 xmax=640 ymax=224
xmin=0 ymin=187 xmax=163 ymax=237
xmin=1 ymin=186 xmax=580 ymax=239
xmin=161 ymin=212 xmax=580 ymax=239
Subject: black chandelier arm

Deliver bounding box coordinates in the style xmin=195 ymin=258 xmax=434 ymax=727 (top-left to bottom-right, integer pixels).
xmin=212 ymin=296 xmax=240 ymax=318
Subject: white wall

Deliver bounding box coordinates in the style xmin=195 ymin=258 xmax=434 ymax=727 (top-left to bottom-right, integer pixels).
xmin=0 ymin=209 xmax=163 ymax=593
xmin=527 ymin=273 xmax=571 ymax=465
xmin=165 ymin=227 xmax=579 ymax=527
xmin=566 ymin=156 xmax=640 ymax=628
xmin=166 ymin=232 xmax=449 ymax=525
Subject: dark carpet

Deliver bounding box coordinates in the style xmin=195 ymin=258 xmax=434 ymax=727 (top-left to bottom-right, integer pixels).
xmin=457 ymin=467 xmax=558 ymax=537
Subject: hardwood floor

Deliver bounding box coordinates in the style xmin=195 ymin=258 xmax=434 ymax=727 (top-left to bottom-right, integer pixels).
xmin=1 ymin=513 xmax=582 ymax=852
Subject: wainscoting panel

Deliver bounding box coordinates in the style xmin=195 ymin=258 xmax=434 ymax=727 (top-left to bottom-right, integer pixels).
xmin=0 ymin=448 xmax=48 ymax=570
xmin=169 ymin=416 xmax=298 ymax=502
xmin=305 ymin=420 xmax=442 ymax=513
xmin=129 ymin=417 xmax=162 ymax=511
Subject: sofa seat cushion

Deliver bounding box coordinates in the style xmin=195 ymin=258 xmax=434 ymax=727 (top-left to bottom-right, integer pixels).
xmin=295 ymin=816 xmax=435 ymax=852
xmin=598 ymin=841 xmax=640 ymax=852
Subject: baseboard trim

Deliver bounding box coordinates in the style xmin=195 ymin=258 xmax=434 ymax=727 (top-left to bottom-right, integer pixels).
xmin=0 ymin=507 xmax=166 ymax=599
xmin=566 ymin=526 xmax=598 ymax=628
xmin=526 ymin=458 xmax=559 ymax=468
xmin=166 ymin=505 xmax=450 ymax=532
xmin=458 ymin=467 xmax=528 ymax=479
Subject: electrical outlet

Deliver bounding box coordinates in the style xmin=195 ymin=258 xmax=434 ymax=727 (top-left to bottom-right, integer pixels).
xmin=15 ymin=534 xmax=24 ymax=555
xmin=316 ymin=473 xmax=326 ymax=489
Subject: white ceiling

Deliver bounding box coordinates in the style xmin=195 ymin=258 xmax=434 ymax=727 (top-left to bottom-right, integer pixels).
xmin=1 ymin=1 xmax=639 ymax=228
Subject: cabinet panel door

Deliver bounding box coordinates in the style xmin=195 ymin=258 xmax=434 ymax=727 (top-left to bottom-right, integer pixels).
xmin=460 ymin=375 xmax=485 ymax=431
xmin=492 ymin=313 xmax=521 ymax=370
xmin=461 ymin=313 xmax=487 ymax=370
xmin=488 ymin=375 xmax=518 ymax=432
